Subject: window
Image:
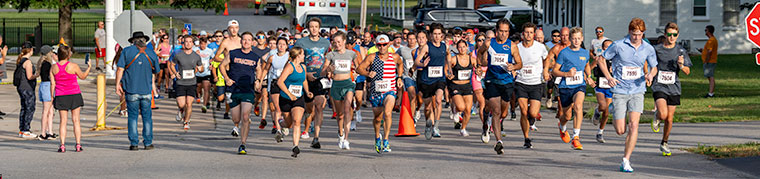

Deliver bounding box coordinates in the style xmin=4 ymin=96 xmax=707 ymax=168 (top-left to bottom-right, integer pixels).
xmin=660 ymin=0 xmax=677 ymax=26
xmin=548 ymin=0 xmax=554 ymax=25
xmin=429 ymin=11 xmax=445 ymax=21
xmin=463 ymin=11 xmax=482 ymax=22
xmin=693 ymin=0 xmax=707 ymax=17
xmin=723 ymin=0 xmax=740 ymax=27
xmin=447 ymin=12 xmax=465 ymax=21
xmin=571 ymin=0 xmax=576 ymax=27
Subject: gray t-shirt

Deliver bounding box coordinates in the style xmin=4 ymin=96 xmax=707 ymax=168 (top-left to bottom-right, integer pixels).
xmin=652 ymin=44 xmax=692 ymax=95
xmin=396 ymin=45 xmax=416 ymax=77
xmin=326 ymin=50 xmax=357 ymax=75
xmin=94 ymin=28 xmax=106 ymax=48
xmin=173 ymin=51 xmax=203 ymax=86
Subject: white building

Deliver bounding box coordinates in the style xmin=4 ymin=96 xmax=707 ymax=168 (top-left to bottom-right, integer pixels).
xmin=541 ymin=0 xmax=754 ymax=54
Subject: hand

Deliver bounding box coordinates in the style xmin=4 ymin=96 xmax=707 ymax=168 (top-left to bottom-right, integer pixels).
xmin=543 ymin=72 xmax=551 ymax=82
xmin=0 ymin=45 xmax=7 ymax=57
xmin=368 ymin=71 xmax=377 ymax=78
xmin=116 ymin=84 xmax=124 ymax=97
xmin=446 ymin=71 xmax=454 ymax=80
xmin=212 ymin=76 xmax=217 ymax=82
xmin=677 ymin=55 xmax=685 ymax=66
xmin=397 ymin=79 xmax=404 ymax=89
xmin=568 ymin=67 xmax=577 ymax=77
xmin=607 ymin=77 xmax=619 ymax=87
xmin=475 ymin=68 xmax=483 ymax=76
xmin=587 ymin=78 xmax=596 ymax=88
xmin=255 ymin=81 xmax=262 ymax=92
xmin=225 ymin=78 xmax=235 ymax=86
xmin=423 ymin=58 xmax=430 ymax=67
xmin=288 ymin=93 xmax=297 ymax=100
xmin=645 ymin=73 xmax=655 ymax=87
xmin=171 ymin=73 xmax=177 ymax=80
xmin=307 ymin=92 xmax=314 ymax=98
xmin=87 ymin=63 xmax=92 ymax=69
xmin=506 ymin=64 xmax=515 ymax=71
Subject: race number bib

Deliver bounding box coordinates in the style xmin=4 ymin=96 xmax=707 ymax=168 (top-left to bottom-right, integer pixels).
xmin=375 ymin=79 xmax=392 ymax=92
xmin=182 ymin=70 xmax=195 ymax=79
xmin=598 ymin=77 xmax=611 ymax=88
xmin=428 ymin=66 xmax=443 ymax=78
xmin=492 ymin=54 xmax=508 ymax=67
xmin=457 ymin=70 xmax=472 ymax=80
xmin=272 ymin=69 xmax=282 ymax=76
xmin=565 ymin=73 xmax=584 ymax=85
xmin=335 ymin=59 xmax=351 ymax=72
xmin=657 ymin=71 xmax=676 ymax=84
xmin=320 ymin=78 xmax=332 ymax=89
xmin=554 ymin=77 xmax=562 ymax=84
xmin=622 ymin=66 xmax=641 ymax=80
xmin=288 ymin=84 xmax=303 ymax=98
xmin=522 ymin=65 xmax=541 ymax=78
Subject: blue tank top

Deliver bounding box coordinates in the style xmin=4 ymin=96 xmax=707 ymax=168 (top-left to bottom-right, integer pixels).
xmin=281 ymin=62 xmax=306 ymax=100
xmin=420 ymin=41 xmax=446 ymax=84
xmin=228 ymin=49 xmax=260 ymax=93
xmin=485 ymin=38 xmax=515 ymax=85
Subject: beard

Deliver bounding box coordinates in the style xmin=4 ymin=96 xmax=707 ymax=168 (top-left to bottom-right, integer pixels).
xmin=134 ymin=39 xmax=147 ymax=47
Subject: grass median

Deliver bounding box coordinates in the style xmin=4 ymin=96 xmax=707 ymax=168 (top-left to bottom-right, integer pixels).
xmin=685 ymin=142 xmax=760 ymax=159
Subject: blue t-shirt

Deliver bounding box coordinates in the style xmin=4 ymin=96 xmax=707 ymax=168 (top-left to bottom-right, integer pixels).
xmin=484 ymin=38 xmax=515 ymax=85
xmin=117 ymin=45 xmax=161 ymax=95
xmin=602 ymin=36 xmax=658 ymax=95
xmin=228 ymin=49 xmax=260 ymax=94
xmin=556 ymin=47 xmax=590 ymax=88
xmin=294 ymin=37 xmax=330 ymax=78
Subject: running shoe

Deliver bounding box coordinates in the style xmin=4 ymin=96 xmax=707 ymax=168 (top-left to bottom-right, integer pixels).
xmin=414 ymin=110 xmax=421 ymax=123
xmin=282 ymin=128 xmax=290 ymax=136
xmin=332 ymin=112 xmax=337 ymax=119
xmin=355 ymin=110 xmax=363 ymax=123
xmin=558 ymin=122 xmax=571 ymax=143
xmin=703 ymin=93 xmax=714 ymax=98
xmin=501 ymin=131 xmax=507 ymax=137
xmin=596 ymin=134 xmax=606 ymax=143
xmin=620 ymin=159 xmax=634 ymax=173
xmin=481 ymin=131 xmax=490 ymax=143
xmin=343 ymin=140 xmax=350 ymax=150
xmin=494 ymin=141 xmax=504 ymax=155
xmin=424 ymin=119 xmax=433 ymax=140
xmin=453 ymin=112 xmax=461 ymax=123
xmin=275 ymin=130 xmax=284 ymax=143
xmin=530 ymin=124 xmax=538 ymax=131
xmin=254 ymin=106 xmax=260 ymax=116
xmin=311 ymin=138 xmax=321 ymax=149
xmin=382 ymin=139 xmax=391 ymax=152
xmin=510 ymin=111 xmax=517 ymax=121
xmin=271 ymin=128 xmax=278 ymax=134
xmin=196 ymin=98 xmax=201 ymax=103
xmin=454 ymin=122 xmax=462 ymax=129
xmin=523 ymin=138 xmax=533 ymax=149
xmin=350 ymin=120 xmax=357 ymax=131
xmin=571 ymin=136 xmax=583 ymax=150
xmin=374 ymin=138 xmax=382 ymax=154
xmin=433 ymin=124 xmax=441 ymax=138
xmin=660 ymin=142 xmax=672 ymax=156
xmin=223 ymin=113 xmax=230 ymax=119
xmin=175 ymin=111 xmax=183 ymax=122
xmin=129 ymin=145 xmax=139 ymax=151
xmin=651 ymin=109 xmax=661 ymax=133
xmin=592 ymin=108 xmax=600 ymax=126
xmin=201 ymin=105 xmax=207 ymax=113
xmin=238 ymin=145 xmax=247 ymax=155
xmin=58 ymin=145 xmax=65 ymax=153
xmin=259 ymin=119 xmax=267 ymax=129
xmin=49 ymin=133 xmax=58 ymax=139
xmin=19 ymin=131 xmax=37 ymax=139
xmin=291 ymin=146 xmax=300 ymax=158
xmin=309 ymin=124 xmax=315 ymax=134
xmin=36 ymin=134 xmax=49 ymax=140
xmin=216 ymin=102 xmax=221 ymax=110
xmin=460 ymin=129 xmax=469 ymax=137
xmin=536 ymin=113 xmax=542 ymax=121
xmin=183 ymin=123 xmax=190 ymax=130
xmin=231 ymin=126 xmax=240 ymax=137
xmin=301 ymin=131 xmax=310 ymax=139
xmin=120 ymin=110 xmax=128 ymax=117
xmin=338 ymin=135 xmax=345 ymax=149
xmin=75 ymin=144 xmax=83 ymax=152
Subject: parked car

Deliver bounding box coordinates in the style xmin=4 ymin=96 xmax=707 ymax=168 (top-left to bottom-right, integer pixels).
xmin=478 ymin=6 xmax=542 ymax=32
xmin=264 ymin=0 xmax=287 ymax=15
xmin=477 ymin=4 xmax=504 ymax=9
xmin=413 ymin=8 xmax=496 ymax=31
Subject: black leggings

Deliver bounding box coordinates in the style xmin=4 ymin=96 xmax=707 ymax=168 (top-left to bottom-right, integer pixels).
xmin=17 ymin=89 xmax=35 ymax=132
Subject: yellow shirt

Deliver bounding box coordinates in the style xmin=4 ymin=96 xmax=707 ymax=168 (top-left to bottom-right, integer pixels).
xmin=701 ymin=37 xmax=718 ymax=63
xmin=367 ymin=46 xmax=395 ymax=55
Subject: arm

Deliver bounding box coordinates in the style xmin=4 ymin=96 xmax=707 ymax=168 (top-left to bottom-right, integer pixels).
xmin=445 ymin=53 xmax=454 ymax=80
xmin=303 ymin=65 xmax=313 ymax=98
xmin=320 ymin=55 xmax=332 ymax=77
xmin=477 ymin=40 xmax=490 ymax=66
xmin=357 ymin=54 xmax=374 ymax=76
xmin=0 ymin=45 xmax=6 ymax=65
xmin=414 ymin=46 xmax=428 ymax=68
xmin=75 ymin=62 xmax=92 ymax=79
xmin=679 ymin=54 xmax=691 ymax=75
xmin=24 ymin=60 xmax=38 ymax=80
xmin=510 ymin=42 xmax=523 ymax=71
xmin=584 ymin=62 xmax=595 ymax=88
xmin=50 ymin=67 xmax=56 ymax=97
xmin=220 ymin=55 xmax=233 ymax=85
xmin=115 ymin=67 xmax=125 ymax=96
xmin=395 ymin=54 xmax=404 ymax=88
xmin=214 ymin=40 xmax=227 ymax=62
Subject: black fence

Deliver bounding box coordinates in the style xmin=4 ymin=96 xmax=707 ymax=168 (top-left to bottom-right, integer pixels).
xmin=1 ymin=18 xmax=103 ymax=54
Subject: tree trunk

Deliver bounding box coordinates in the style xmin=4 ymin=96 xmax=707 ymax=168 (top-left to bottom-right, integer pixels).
xmin=59 ymin=1 xmax=73 ymax=46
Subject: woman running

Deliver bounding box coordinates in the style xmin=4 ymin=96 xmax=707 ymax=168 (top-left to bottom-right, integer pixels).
xmin=155 ymin=34 xmax=172 ymax=93
xmin=445 ymin=40 xmax=476 ymax=137
xmin=264 ymin=37 xmax=290 ymax=142
xmin=277 ymin=47 xmax=312 ymax=157
xmin=322 ymin=31 xmax=358 ymax=150
xmin=51 ymin=45 xmax=91 ymax=152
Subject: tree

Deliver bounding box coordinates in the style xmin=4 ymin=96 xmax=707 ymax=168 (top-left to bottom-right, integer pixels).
xmin=523 ymin=0 xmax=538 ymax=24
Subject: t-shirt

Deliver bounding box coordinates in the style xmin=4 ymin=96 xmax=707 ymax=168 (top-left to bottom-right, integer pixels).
xmin=396 ymin=46 xmax=416 ymax=77
xmin=516 ymin=41 xmax=548 ymax=85
xmin=196 ymin=47 xmax=214 ymax=77
xmin=546 ymin=41 xmax=555 ymax=49
xmin=41 ymin=61 xmax=52 ymax=82
xmin=556 ymin=47 xmax=590 ymax=88
xmin=652 ymin=44 xmax=692 ymax=95
xmin=94 ymin=28 xmax=106 ymax=48
xmin=591 ymin=37 xmax=608 ymax=57
xmin=252 ymin=46 xmax=270 ymax=61
xmin=228 ymin=49 xmax=260 ymax=93
xmin=701 ymin=36 xmax=718 ymax=63
xmin=601 ymin=36 xmax=658 ymax=95
xmin=117 ymin=45 xmax=161 ymax=95
xmin=326 ymin=50 xmax=357 ymax=75
xmin=172 ymin=50 xmax=203 ymax=86
xmin=294 ymin=37 xmax=330 ymax=78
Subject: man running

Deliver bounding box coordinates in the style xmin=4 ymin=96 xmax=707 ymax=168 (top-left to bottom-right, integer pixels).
xmin=597 ymin=18 xmax=658 ymax=173
xmin=215 ymin=20 xmax=243 ymax=137
xmin=590 ymin=39 xmax=614 ymax=143
xmin=544 ymin=27 xmax=570 ymax=116
xmin=552 ymin=27 xmax=594 ymax=150
xmin=294 ymin=18 xmax=330 ymax=148
xmin=416 ymin=23 xmax=449 ymax=140
xmin=195 ymin=37 xmax=214 ymax=114
xmin=251 ymin=31 xmax=272 ymax=130
xmin=477 ymin=18 xmax=523 ymax=154
xmin=515 ymin=23 xmax=548 ymax=148
xmin=169 ymin=35 xmax=204 ymax=130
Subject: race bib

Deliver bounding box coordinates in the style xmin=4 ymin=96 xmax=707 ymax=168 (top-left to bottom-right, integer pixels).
xmin=428 ymin=66 xmax=443 ymax=78
xmin=335 ymin=59 xmax=351 ymax=72
xmin=622 ymin=66 xmax=641 ymax=80
xmin=288 ymin=84 xmax=303 ymax=98
xmin=182 ymin=69 xmax=195 ymax=79
xmin=657 ymin=71 xmax=676 ymax=84
xmin=565 ymin=73 xmax=584 ymax=85
xmin=320 ymin=78 xmax=332 ymax=89
xmin=598 ymin=77 xmax=611 ymax=88
xmin=554 ymin=77 xmax=562 ymax=84
xmin=272 ymin=69 xmax=282 ymax=76
xmin=375 ymin=79 xmax=392 ymax=92
xmin=457 ymin=70 xmax=471 ymax=80
xmin=492 ymin=54 xmax=508 ymax=67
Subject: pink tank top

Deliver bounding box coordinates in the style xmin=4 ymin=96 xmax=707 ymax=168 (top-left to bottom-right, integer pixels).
xmin=54 ymin=61 xmax=81 ymax=96
xmin=159 ymin=44 xmax=171 ymax=56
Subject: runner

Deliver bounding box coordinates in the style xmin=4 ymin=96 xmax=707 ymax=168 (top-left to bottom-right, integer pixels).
xmin=552 ymin=27 xmax=594 ymax=150
xmin=357 ymin=34 xmax=403 ymax=154
xmin=347 ymin=31 xmax=367 ymax=131
xmin=251 ymin=31 xmax=271 ymax=130
xmin=277 ymin=47 xmax=312 ymax=157
xmin=515 ymin=23 xmax=548 ymax=148
xmin=416 ymin=23 xmax=449 ymax=140
xmin=294 ymin=18 xmax=331 ymax=148
xmin=195 ymin=37 xmax=214 ymax=114
xmin=590 ymin=39 xmax=614 ymax=143
xmin=544 ymin=27 xmax=570 ymax=117
xmin=155 ymin=34 xmax=172 ymax=94
xmin=412 ymin=30 xmax=429 ymax=123
xmin=220 ymin=32 xmax=264 ymax=154
xmin=445 ymin=40 xmax=476 ymax=137
xmin=597 ymin=18 xmax=659 ymax=173
xmin=477 ymin=18 xmax=523 ymax=154
xmin=168 ymin=35 xmax=204 ymax=130
xmin=51 ymin=45 xmax=91 ymax=152
xmin=472 ymin=33 xmax=491 ymax=143
xmin=651 ymin=22 xmax=692 ymax=156
xmin=322 ymin=31 xmax=358 ymax=150
xmin=214 ymin=20 xmax=243 ymax=137
xmin=263 ymin=37 xmax=290 ymax=143
xmin=397 ymin=32 xmax=419 ymax=126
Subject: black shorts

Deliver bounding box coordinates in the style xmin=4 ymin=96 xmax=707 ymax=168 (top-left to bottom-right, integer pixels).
xmin=516 ymin=83 xmax=544 ymax=100
xmin=449 ymin=82 xmax=473 ymax=96
xmin=196 ymin=75 xmax=212 ymax=83
xmin=355 ymin=81 xmax=365 ymax=91
xmin=269 ymin=81 xmax=281 ymax=94
xmin=54 ymin=94 xmax=84 ymax=110
xmin=484 ymin=82 xmax=514 ymax=102
xmin=653 ymin=91 xmax=681 ymax=106
xmin=547 ymin=76 xmax=557 ymax=89
xmin=175 ymin=84 xmax=197 ymax=97
xmin=419 ymin=81 xmax=446 ymax=98
xmin=279 ymin=96 xmax=305 ymax=111
xmin=306 ymin=78 xmax=329 ymax=103
xmin=160 ymin=63 xmax=168 ymax=69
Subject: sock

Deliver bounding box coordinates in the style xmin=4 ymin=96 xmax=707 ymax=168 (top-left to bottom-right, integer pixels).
xmin=598 ymin=129 xmax=604 ymax=134
xmin=661 ymin=140 xmax=667 ymax=145
xmin=573 ymin=129 xmax=581 ymax=138
xmin=561 ymin=124 xmax=567 ymax=132
xmin=708 ymin=92 xmax=714 ymax=96
xmin=497 ymin=140 xmax=503 ymax=143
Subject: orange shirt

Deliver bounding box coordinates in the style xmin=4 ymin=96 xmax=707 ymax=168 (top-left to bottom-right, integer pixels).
xmin=701 ymin=37 xmax=718 ymax=63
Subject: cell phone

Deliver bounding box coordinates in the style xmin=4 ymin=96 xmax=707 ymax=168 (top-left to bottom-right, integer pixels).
xmin=85 ymin=53 xmax=90 ymax=64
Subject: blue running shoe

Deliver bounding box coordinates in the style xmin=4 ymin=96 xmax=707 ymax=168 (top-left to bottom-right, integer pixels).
xmin=374 ymin=138 xmax=382 ymax=154
xmin=382 ymin=139 xmax=391 ymax=152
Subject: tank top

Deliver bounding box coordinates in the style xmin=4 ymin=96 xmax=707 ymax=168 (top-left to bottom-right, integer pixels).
xmin=452 ymin=55 xmax=472 ymax=81
xmin=269 ymin=51 xmax=289 ymax=80
xmin=159 ymin=44 xmax=171 ymax=57
xmin=368 ymin=52 xmax=397 ymax=93
xmin=420 ymin=41 xmax=446 ymax=84
xmin=53 ymin=61 xmax=81 ymax=96
xmin=485 ymin=38 xmax=515 ymax=85
xmin=281 ymin=62 xmax=306 ymax=100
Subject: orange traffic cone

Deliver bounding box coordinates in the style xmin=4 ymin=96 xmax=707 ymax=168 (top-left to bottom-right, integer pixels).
xmin=151 ymin=90 xmax=157 ymax=109
xmin=395 ymin=91 xmax=419 ymax=137
xmin=223 ymin=3 xmax=229 ymax=16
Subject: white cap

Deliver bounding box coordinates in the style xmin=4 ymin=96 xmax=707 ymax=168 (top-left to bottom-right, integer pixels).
xmin=228 ymin=20 xmax=239 ymax=27
xmin=199 ymin=30 xmax=208 ymax=36
xmin=375 ymin=34 xmax=390 ymax=44
xmin=301 ymin=29 xmax=310 ymax=36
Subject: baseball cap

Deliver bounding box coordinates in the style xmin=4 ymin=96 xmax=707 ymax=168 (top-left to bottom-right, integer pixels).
xmin=228 ymin=20 xmax=239 ymax=27
xmin=375 ymin=34 xmax=390 ymax=45
xmin=200 ymin=30 xmax=208 ymax=36
xmin=40 ymin=45 xmax=53 ymax=55
xmin=21 ymin=41 xmax=33 ymax=49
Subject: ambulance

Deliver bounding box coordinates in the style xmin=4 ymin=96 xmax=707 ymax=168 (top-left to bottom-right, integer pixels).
xmin=290 ymin=0 xmax=348 ymax=33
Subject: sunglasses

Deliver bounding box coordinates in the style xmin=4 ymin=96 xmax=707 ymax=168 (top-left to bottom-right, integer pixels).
xmin=552 ymin=35 xmax=560 ymax=37
xmin=596 ymin=30 xmax=603 ymax=33
xmin=214 ymin=35 xmax=223 ymax=37
xmin=477 ymin=39 xmax=486 ymax=42
xmin=377 ymin=43 xmax=389 ymax=46
xmin=257 ymin=35 xmax=266 ymax=39
xmin=666 ymin=33 xmax=678 ymax=37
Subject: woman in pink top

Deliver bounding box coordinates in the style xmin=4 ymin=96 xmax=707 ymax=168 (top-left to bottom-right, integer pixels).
xmin=50 ymin=46 xmax=91 ymax=153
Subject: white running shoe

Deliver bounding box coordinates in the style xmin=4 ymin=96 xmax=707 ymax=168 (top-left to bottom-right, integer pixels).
xmin=592 ymin=108 xmax=600 ymax=126
xmin=355 ymin=111 xmax=363 ymax=123
xmin=620 ymin=159 xmax=634 ymax=173
xmin=231 ymin=126 xmax=240 ymax=137
xmin=530 ymin=124 xmax=538 ymax=131
xmin=282 ymin=128 xmax=290 ymax=136
xmin=350 ymin=120 xmax=357 ymax=131
xmin=450 ymin=112 xmax=456 ymax=123
xmin=343 ymin=140 xmax=350 ymax=150
xmin=338 ymin=135 xmax=345 ymax=149
xmin=300 ymin=131 xmax=310 ymax=139
xmin=19 ymin=131 xmax=37 ymax=139
xmin=460 ymin=129 xmax=469 ymax=137
xmin=175 ymin=111 xmax=183 ymax=122
xmin=414 ymin=110 xmax=421 ymax=122
xmin=481 ymin=131 xmax=490 ymax=143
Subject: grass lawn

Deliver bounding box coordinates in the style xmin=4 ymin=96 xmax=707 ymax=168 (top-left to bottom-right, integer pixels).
xmin=348 ymin=0 xmax=417 ymax=9
xmin=685 ymin=142 xmax=760 ymax=158
xmin=582 ymin=54 xmax=760 ymax=123
xmin=347 ymin=13 xmax=404 ymax=31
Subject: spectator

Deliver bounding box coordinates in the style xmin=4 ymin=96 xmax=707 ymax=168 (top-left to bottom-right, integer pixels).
xmin=94 ymin=21 xmax=106 ymax=72
xmin=14 ymin=41 xmax=38 ymax=139
xmin=37 ymin=45 xmax=58 ymax=140
xmin=699 ymin=25 xmax=718 ymax=98
xmin=51 ymin=45 xmax=91 ymax=152
xmin=0 ymin=35 xmax=8 ymax=119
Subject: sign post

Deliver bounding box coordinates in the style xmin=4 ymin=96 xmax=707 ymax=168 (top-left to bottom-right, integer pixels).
xmin=744 ymin=3 xmax=760 ymax=65
xmin=184 ymin=23 xmax=192 ymax=33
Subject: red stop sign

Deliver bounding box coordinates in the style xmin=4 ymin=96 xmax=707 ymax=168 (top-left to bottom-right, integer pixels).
xmin=746 ymin=4 xmax=760 ymax=65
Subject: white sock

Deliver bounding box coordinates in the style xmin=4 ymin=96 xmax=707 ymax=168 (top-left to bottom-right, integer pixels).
xmin=561 ymin=124 xmax=567 ymax=132
xmin=573 ymin=129 xmax=581 ymax=138
xmin=708 ymin=92 xmax=714 ymax=96
xmin=598 ymin=129 xmax=604 ymax=134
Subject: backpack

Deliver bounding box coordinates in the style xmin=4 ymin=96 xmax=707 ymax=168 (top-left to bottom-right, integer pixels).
xmin=13 ymin=58 xmax=27 ymax=87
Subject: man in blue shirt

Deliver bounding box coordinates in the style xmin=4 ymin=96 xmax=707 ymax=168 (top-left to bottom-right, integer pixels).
xmin=597 ymin=18 xmax=658 ymax=173
xmin=116 ymin=31 xmax=161 ymax=151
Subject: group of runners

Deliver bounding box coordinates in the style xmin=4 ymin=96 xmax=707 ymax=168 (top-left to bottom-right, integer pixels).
xmin=155 ymin=17 xmax=691 ymax=173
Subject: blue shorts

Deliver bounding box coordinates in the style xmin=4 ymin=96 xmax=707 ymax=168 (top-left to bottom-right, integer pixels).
xmin=369 ymin=91 xmax=397 ymax=107
xmin=559 ymin=86 xmax=586 ymax=108
xmin=403 ymin=76 xmax=416 ymax=89
xmin=594 ymin=87 xmax=613 ymax=98
xmin=39 ymin=81 xmax=53 ymax=102
xmin=216 ymin=86 xmax=226 ymax=97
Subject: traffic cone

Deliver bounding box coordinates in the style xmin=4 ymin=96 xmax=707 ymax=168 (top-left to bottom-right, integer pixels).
xmin=395 ymin=91 xmax=419 ymax=137
xmin=223 ymin=3 xmax=229 ymax=16
xmin=151 ymin=90 xmax=157 ymax=109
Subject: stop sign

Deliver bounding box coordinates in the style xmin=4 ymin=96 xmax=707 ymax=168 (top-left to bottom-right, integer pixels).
xmin=113 ymin=10 xmax=153 ymax=47
xmin=745 ymin=3 xmax=760 ymax=65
